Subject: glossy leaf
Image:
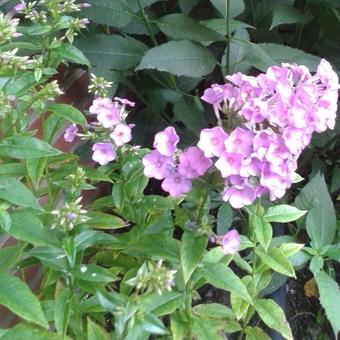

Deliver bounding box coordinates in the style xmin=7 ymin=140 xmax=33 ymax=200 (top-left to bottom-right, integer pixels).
xmin=87 ymin=318 xmax=110 ymax=340
xmin=264 ymin=205 xmax=306 ymax=223
xmin=54 ymin=43 xmax=90 ymax=66
xmin=255 ymin=299 xmax=293 ymax=340
xmin=255 ymin=248 xmax=295 ymax=277
xmin=199 ymin=263 xmax=252 ymax=303
xmin=271 ymin=4 xmax=307 ymax=29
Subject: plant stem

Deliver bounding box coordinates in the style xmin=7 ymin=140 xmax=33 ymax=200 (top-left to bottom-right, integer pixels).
xmin=185 ymin=293 xmax=192 ymax=339
xmin=225 ymin=0 xmax=232 ymax=75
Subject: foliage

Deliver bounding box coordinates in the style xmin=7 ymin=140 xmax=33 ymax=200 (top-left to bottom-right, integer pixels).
xmin=0 ymin=0 xmax=338 ymax=339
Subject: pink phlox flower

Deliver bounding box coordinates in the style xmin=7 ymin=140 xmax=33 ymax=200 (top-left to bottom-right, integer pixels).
xmin=178 ymin=146 xmax=212 ymax=179
xmin=224 ymin=127 xmax=254 ymax=155
xmin=153 ymin=126 xmax=179 ymax=156
xmin=114 ymin=97 xmax=136 ymax=107
xmin=110 ymin=123 xmax=132 ymax=147
xmin=197 ymin=126 xmax=228 ymax=158
xmin=215 ymin=152 xmax=243 ymax=178
xmin=223 ymin=183 xmax=256 ymax=209
xmin=89 ymin=97 xmax=113 ymax=115
xmin=64 ymin=124 xmax=78 ymax=143
xmin=220 ymin=229 xmax=241 ymax=255
xmin=97 ymin=105 xmax=120 ymax=128
xmin=142 ymin=150 xmax=175 ymax=180
xmin=161 ymin=172 xmax=192 ymax=197
xmin=92 ymin=142 xmax=116 ymax=165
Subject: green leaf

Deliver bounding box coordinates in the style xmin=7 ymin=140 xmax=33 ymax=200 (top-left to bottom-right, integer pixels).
xmin=279 ymin=243 xmax=304 ymax=257
xmin=265 ymin=205 xmax=307 ymax=223
xmin=140 ymin=291 xmax=184 ymax=316
xmin=192 ymin=315 xmax=225 ymax=339
xmin=253 ymin=214 xmax=272 ymax=252
xmin=80 ymin=0 xmax=137 ymax=27
xmin=314 ymin=271 xmax=340 ymax=337
xmin=0 ymin=273 xmax=48 ymax=328
xmin=295 ymin=173 xmax=336 ymax=249
xmin=171 ymin=312 xmax=188 ymax=340
xmin=0 ymin=323 xmax=68 ymax=340
xmin=86 ymin=211 xmax=128 ymax=229
xmin=193 ymin=303 xmax=235 ymax=320
xmin=87 ymin=318 xmax=110 ymax=340
xmin=201 ymin=18 xmax=253 ymax=35
xmin=181 ymin=232 xmax=208 ymax=284
xmin=245 ymin=43 xmax=321 ymax=72
xmin=270 ymin=4 xmax=308 ymax=29
xmin=246 ymin=326 xmax=271 ymax=340
xmin=76 ymin=34 xmax=148 ymax=70
xmin=179 ymin=0 xmax=199 ymax=13
xmin=255 ymin=299 xmax=293 ymax=340
xmin=10 ymin=209 xmax=59 ymax=247
xmin=54 ymin=43 xmax=90 ymax=66
xmin=209 ymin=0 xmax=245 ymax=18
xmin=255 ymin=248 xmax=295 ymax=277
xmin=199 ymin=263 xmax=252 ymax=303
xmin=0 ymin=210 xmax=11 ymax=232
xmin=0 ymin=163 xmax=26 ymax=176
xmin=217 ymin=203 xmax=233 ymax=235
xmin=0 ymin=135 xmax=61 ymax=159
xmin=136 ymin=40 xmax=216 ymax=77
xmin=55 ymin=289 xmax=71 ymax=337
xmin=48 ymin=103 xmax=86 ymax=125
xmin=72 ymin=264 xmax=117 ymax=282
xmin=27 ymin=157 xmax=47 ymax=189
xmin=0 ymin=243 xmax=24 ymax=273
xmin=173 ymin=98 xmax=208 ymax=135
xmin=156 ymin=14 xmax=222 ymax=43
xmin=0 ymin=177 xmax=42 ymax=210
xmin=43 ymin=113 xmax=66 ymax=143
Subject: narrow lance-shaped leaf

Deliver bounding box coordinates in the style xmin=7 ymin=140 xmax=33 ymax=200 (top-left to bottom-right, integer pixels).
xmin=264 ymin=205 xmax=306 ymax=223
xmin=253 ymin=214 xmax=272 ymax=252
xmin=0 ymin=135 xmax=61 ymax=159
xmin=48 ymin=103 xmax=86 ymax=125
xmin=55 ymin=288 xmax=71 ymax=337
xmin=255 ymin=299 xmax=293 ymax=340
xmin=0 ymin=273 xmax=49 ymax=328
xmin=180 ymin=232 xmax=208 ymax=284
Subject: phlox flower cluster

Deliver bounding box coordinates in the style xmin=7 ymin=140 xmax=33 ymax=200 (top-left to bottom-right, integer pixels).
xmin=64 ymin=96 xmax=135 ymax=165
xmin=142 ymin=127 xmax=212 ymax=197
xmin=199 ymin=59 xmax=338 ymax=208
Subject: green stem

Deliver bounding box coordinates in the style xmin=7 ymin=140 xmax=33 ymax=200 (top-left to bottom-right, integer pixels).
xmin=185 ymin=293 xmax=192 ymax=339
xmin=225 ymin=0 xmax=231 ymax=75
xmin=197 ymin=190 xmax=209 ymax=225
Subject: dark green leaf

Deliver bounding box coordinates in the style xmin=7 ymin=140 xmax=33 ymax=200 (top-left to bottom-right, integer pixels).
xmin=76 ymin=34 xmax=148 ymax=70
xmin=0 ymin=163 xmax=26 ymax=176
xmin=72 ymin=264 xmax=117 ymax=282
xmin=26 ymin=157 xmax=46 ymax=189
xmin=87 ymin=317 xmax=110 ymax=340
xmin=209 ymin=0 xmax=245 ymax=18
xmin=136 ymin=40 xmax=216 ymax=77
xmin=156 ymin=14 xmax=222 ymax=43
xmin=271 ymin=4 xmax=308 ymax=29
xmin=87 ymin=211 xmax=128 ymax=229
xmin=216 ymin=203 xmax=233 ymax=235
xmin=0 ymin=243 xmax=24 ymax=273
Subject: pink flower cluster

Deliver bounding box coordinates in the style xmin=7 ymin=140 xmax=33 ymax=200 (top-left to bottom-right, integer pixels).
xmin=198 ymin=59 xmax=338 ymax=208
xmin=64 ymin=97 xmax=135 ymax=165
xmin=142 ymin=127 xmax=212 ymax=196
